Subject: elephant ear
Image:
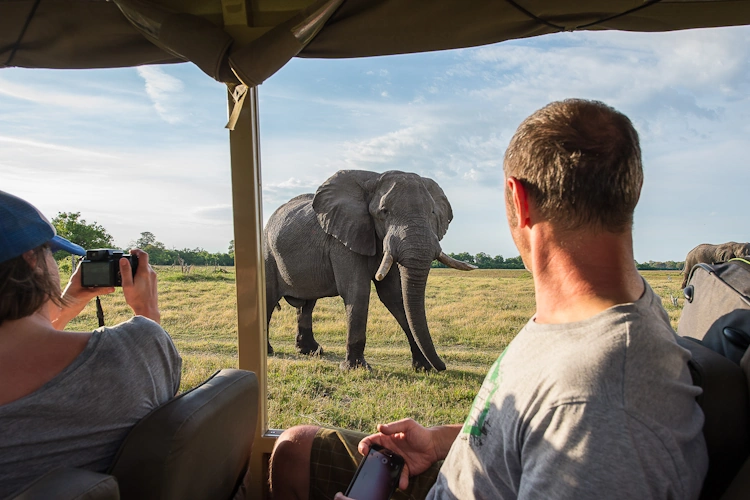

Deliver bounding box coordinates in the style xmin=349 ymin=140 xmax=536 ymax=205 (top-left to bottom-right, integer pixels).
xmin=718 ymin=245 xmax=735 ymax=262
xmin=421 ymin=176 xmax=453 ymax=241
xmin=731 ymin=242 xmax=750 ymax=260
xmin=313 ymin=170 xmax=380 ymax=256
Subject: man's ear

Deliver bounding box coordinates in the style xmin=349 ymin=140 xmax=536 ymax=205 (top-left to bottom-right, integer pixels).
xmin=506 ymin=176 xmax=531 ymax=228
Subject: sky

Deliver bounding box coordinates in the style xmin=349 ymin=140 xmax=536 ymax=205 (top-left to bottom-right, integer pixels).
xmin=1 ymin=25 xmax=748 ymax=262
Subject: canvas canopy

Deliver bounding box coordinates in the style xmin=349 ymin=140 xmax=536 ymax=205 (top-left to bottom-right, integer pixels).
xmin=3 ymin=0 xmax=750 ymax=85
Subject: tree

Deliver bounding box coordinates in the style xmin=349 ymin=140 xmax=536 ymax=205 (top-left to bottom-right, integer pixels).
xmin=135 ymin=231 xmax=156 ymax=248
xmin=475 ymin=252 xmax=494 ymax=268
xmin=503 ymin=256 xmax=525 ymax=269
xmin=51 ymin=212 xmax=114 ymax=259
xmin=229 ymin=240 xmax=235 ymax=258
xmin=451 ymin=252 xmax=475 ymax=265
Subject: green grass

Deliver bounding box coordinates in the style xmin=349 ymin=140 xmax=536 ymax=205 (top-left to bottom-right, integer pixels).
xmin=61 ymin=266 xmax=686 ymax=432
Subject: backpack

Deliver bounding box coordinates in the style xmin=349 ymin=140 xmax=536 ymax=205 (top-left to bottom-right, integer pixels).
xmin=678 ymin=258 xmax=750 ymax=364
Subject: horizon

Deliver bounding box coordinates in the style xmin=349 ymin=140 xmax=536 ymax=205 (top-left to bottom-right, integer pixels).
xmin=1 ymin=26 xmax=748 ymax=262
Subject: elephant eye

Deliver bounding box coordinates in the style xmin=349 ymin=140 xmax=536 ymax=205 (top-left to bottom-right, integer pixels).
xmin=380 ymin=207 xmax=388 ymax=215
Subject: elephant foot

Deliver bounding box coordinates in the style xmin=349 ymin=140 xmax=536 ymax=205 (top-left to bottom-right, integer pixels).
xmin=412 ymin=358 xmax=433 ymax=372
xmin=339 ymin=358 xmax=372 ymax=371
xmin=267 ymin=344 xmax=274 ymax=356
xmin=297 ymin=343 xmax=324 ymax=357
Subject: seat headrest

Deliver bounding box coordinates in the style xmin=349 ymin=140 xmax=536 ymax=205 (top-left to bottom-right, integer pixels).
xmin=676 ymin=336 xmax=750 ymax=499
xmin=109 ymin=369 xmax=259 ymax=500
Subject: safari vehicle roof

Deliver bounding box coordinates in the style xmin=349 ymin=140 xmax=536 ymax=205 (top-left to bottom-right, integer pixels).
xmin=3 ymin=1 xmax=750 ymax=76
xmin=4 ymin=0 xmax=750 ymax=495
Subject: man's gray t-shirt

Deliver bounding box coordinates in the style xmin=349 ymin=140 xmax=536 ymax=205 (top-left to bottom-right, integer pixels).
xmin=0 ymin=316 xmax=181 ymax=498
xmin=428 ymin=282 xmax=708 ymax=499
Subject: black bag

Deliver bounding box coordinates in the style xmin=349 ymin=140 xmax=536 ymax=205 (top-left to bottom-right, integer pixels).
xmin=678 ymin=259 xmax=750 ymax=364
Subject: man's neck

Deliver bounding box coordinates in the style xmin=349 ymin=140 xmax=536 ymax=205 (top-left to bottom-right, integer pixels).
xmin=528 ymin=224 xmax=645 ymax=324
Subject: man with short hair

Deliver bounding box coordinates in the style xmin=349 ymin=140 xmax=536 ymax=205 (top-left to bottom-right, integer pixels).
xmin=269 ymin=99 xmax=708 ymax=499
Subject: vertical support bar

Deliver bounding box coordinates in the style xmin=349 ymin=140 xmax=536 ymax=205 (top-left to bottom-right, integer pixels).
xmin=228 ymin=85 xmax=275 ymax=497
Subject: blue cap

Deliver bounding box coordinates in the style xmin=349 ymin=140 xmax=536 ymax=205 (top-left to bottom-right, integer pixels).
xmin=0 ymin=190 xmax=86 ymax=264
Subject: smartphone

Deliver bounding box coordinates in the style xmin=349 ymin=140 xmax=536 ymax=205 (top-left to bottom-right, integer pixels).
xmin=344 ymin=444 xmax=405 ymax=500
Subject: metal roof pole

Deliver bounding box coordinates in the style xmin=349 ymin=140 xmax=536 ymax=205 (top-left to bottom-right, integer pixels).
xmin=227 ymin=84 xmax=274 ymax=496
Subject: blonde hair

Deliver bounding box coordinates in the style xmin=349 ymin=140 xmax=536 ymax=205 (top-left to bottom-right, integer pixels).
xmin=504 ymin=99 xmax=643 ymax=232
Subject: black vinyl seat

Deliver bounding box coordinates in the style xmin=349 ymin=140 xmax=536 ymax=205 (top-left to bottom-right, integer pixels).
xmin=676 ymin=337 xmax=749 ymax=499
xmin=11 ymin=369 xmax=259 ymax=500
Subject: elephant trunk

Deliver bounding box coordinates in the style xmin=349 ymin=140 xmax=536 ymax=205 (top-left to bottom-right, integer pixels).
xmin=399 ymin=263 xmax=446 ymax=371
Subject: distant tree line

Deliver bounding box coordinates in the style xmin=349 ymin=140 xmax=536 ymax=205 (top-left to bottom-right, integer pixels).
xmin=635 ymin=260 xmax=684 ymax=271
xmin=432 ymin=254 xmax=686 ymax=271
xmin=432 ymin=252 xmax=525 ymax=269
xmin=49 ymin=212 xmax=686 ymax=270
xmin=51 ymin=213 xmax=234 ymax=266
xmin=132 ymin=232 xmax=235 ymax=266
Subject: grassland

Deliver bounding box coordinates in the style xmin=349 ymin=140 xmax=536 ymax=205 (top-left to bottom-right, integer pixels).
xmin=62 ymin=267 xmax=687 ymax=432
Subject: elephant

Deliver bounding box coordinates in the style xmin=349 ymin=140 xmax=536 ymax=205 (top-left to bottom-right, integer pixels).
xmin=263 ymin=169 xmax=476 ymax=371
xmin=681 ymin=241 xmax=750 ymax=288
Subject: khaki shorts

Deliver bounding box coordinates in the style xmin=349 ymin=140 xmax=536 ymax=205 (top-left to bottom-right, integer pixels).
xmin=309 ymin=427 xmax=442 ymax=500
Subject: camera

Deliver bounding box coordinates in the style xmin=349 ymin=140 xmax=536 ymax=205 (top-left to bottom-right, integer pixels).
xmin=80 ymin=249 xmax=138 ymax=287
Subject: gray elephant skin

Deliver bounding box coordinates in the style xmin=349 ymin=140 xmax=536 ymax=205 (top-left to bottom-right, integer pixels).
xmin=681 ymin=241 xmax=750 ymax=288
xmin=264 ymin=169 xmax=475 ymax=371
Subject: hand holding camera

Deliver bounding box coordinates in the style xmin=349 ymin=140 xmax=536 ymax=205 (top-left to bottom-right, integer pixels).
xmin=119 ymin=249 xmax=160 ymax=324
xmin=80 ymin=249 xmax=138 ymax=288
xmin=53 ymin=259 xmax=116 ymax=331
xmin=79 ymin=248 xmax=161 ymax=324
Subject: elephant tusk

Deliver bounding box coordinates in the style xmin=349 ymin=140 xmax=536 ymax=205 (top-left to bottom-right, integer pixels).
xmin=375 ymin=252 xmax=394 ymax=281
xmin=438 ymin=251 xmax=478 ymax=271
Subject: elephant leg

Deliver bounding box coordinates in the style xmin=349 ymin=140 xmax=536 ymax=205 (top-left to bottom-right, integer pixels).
xmin=373 ymin=269 xmax=432 ymax=372
xmin=338 ymin=282 xmax=372 ymax=371
xmin=265 ymin=279 xmax=281 ymax=356
xmin=295 ymin=299 xmax=322 ymax=356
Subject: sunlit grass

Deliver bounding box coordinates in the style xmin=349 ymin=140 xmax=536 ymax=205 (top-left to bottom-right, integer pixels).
xmin=61 ymin=266 xmax=685 ymax=431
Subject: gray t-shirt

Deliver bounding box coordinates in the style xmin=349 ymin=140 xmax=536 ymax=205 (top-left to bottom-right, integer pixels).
xmin=428 ymin=282 xmax=708 ymax=500
xmin=0 ymin=316 xmax=182 ymax=498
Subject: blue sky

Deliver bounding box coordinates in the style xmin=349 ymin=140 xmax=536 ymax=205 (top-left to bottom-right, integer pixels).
xmin=1 ymin=25 xmax=748 ymax=261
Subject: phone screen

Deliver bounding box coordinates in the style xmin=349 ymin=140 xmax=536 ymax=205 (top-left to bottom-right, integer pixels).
xmin=345 ymin=445 xmax=404 ymax=500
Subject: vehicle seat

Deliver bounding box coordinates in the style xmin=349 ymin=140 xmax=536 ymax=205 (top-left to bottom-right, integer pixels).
xmin=675 ymin=337 xmax=750 ymax=499
xmin=720 ymin=347 xmax=750 ymax=500
xmin=11 ymin=368 xmax=259 ymax=500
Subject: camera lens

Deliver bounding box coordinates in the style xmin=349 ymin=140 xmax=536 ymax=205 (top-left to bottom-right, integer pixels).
xmin=381 ymin=458 xmax=388 ymax=464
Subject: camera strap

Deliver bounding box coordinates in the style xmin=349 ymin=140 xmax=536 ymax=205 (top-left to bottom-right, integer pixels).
xmin=95 ymin=296 xmax=105 ymax=327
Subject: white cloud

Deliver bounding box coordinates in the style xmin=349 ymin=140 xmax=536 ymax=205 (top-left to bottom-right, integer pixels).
xmin=0 ymin=76 xmax=148 ymax=114
xmin=341 ymin=125 xmax=431 ymax=165
xmin=192 ymin=204 xmax=233 ymax=223
xmin=0 ymin=135 xmax=118 ymax=159
xmin=136 ymin=66 xmax=187 ymax=124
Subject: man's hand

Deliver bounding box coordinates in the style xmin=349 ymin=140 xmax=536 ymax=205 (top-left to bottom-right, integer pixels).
xmin=120 ymin=249 xmax=161 ymax=324
xmin=51 ymin=261 xmax=115 ymax=330
xmin=356 ymin=419 xmax=461 ymax=491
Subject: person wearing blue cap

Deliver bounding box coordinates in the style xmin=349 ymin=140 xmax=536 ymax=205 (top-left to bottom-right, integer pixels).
xmin=0 ymin=190 xmax=182 ymax=498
